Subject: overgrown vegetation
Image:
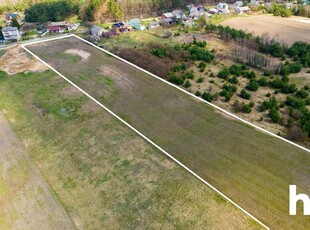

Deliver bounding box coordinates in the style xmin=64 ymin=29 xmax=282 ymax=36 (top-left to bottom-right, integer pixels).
xmin=25 ymin=1 xmax=79 ymax=22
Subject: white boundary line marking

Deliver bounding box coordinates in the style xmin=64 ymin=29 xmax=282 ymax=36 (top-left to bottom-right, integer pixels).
xmin=21 ymin=34 xmax=310 ymax=230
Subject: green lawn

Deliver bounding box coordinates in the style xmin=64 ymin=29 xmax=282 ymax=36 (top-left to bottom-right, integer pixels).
xmin=26 ymin=36 xmax=310 ymax=229
xmin=0 ymin=68 xmax=259 ymax=228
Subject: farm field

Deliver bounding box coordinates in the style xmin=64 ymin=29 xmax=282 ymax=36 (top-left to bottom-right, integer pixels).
xmin=26 ymin=36 xmax=310 ymax=229
xmin=220 ymin=14 xmax=310 ymax=45
xmin=0 ymin=48 xmax=260 ymax=229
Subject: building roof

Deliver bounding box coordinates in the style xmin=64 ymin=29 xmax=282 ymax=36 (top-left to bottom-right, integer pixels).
xmin=91 ymin=25 xmax=104 ymax=34
xmin=128 ymin=18 xmax=141 ymax=26
xmin=163 ymin=12 xmax=175 ymax=18
xmin=172 ymin=10 xmax=184 ymax=15
xmin=5 ymin=12 xmax=19 ymax=19
xmin=2 ymin=26 xmax=19 ymax=32
xmin=234 ymin=1 xmax=244 ymax=6
xmin=48 ymin=26 xmax=62 ymax=31
xmin=149 ymin=21 xmax=160 ymax=26
xmin=238 ymin=6 xmax=250 ymax=11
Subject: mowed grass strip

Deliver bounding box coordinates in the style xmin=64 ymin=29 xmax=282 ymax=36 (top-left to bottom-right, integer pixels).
xmin=0 ymin=69 xmax=261 ymax=229
xmin=27 ymin=37 xmax=310 ymax=229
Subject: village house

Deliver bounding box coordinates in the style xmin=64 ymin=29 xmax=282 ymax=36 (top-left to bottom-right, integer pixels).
xmin=47 ymin=26 xmax=64 ymax=33
xmin=128 ymin=18 xmax=146 ymax=31
xmin=217 ymin=3 xmax=230 ymax=14
xmin=2 ymin=26 xmax=21 ymax=41
xmin=112 ymin=22 xmax=130 ymax=32
xmin=90 ymin=25 xmax=107 ymax=37
xmin=235 ymin=6 xmax=250 ymax=14
xmin=208 ymin=8 xmax=219 ymax=14
xmin=162 ymin=12 xmax=175 ymax=20
xmin=172 ymin=10 xmax=186 ymax=21
xmin=148 ymin=21 xmax=160 ymax=30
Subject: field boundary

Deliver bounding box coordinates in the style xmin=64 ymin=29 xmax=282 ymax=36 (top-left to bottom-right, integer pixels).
xmin=21 ymin=34 xmax=308 ymax=230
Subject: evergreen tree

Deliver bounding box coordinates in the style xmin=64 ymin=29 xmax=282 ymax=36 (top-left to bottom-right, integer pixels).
xmin=11 ymin=18 xmax=21 ymax=29
xmin=108 ymin=0 xmax=124 ymax=19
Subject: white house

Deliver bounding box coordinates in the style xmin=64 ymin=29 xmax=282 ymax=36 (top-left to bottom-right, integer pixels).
xmin=2 ymin=26 xmax=20 ymax=41
xmin=217 ymin=3 xmax=230 ymax=14
xmin=233 ymin=1 xmax=244 ymax=8
xmin=235 ymin=6 xmax=250 ymax=14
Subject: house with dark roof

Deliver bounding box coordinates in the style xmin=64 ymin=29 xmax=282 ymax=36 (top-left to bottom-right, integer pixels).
xmin=5 ymin=12 xmax=19 ymax=20
xmin=90 ymin=25 xmax=107 ymax=37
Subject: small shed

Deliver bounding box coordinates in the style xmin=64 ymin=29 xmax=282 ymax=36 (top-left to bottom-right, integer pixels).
xmin=148 ymin=21 xmax=160 ymax=30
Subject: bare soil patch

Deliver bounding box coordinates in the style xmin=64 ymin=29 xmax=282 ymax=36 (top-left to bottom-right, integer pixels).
xmin=0 ymin=46 xmax=47 ymax=75
xmin=65 ymin=49 xmax=91 ymax=61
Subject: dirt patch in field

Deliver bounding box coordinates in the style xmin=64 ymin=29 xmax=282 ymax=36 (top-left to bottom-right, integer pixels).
xmin=65 ymin=49 xmax=91 ymax=61
xmin=0 ymin=46 xmax=47 ymax=75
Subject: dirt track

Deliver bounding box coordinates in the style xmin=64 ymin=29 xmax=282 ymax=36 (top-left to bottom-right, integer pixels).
xmin=220 ymin=14 xmax=310 ymax=45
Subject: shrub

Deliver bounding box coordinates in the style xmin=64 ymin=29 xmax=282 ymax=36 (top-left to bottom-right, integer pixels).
xmin=269 ymin=107 xmax=281 ymax=123
xmin=246 ymin=79 xmax=259 ymax=91
xmin=258 ymin=77 xmax=268 ymax=86
xmin=260 ymin=96 xmax=278 ymax=112
xmin=195 ymin=90 xmax=202 ymax=97
xmin=202 ymin=92 xmax=213 ymax=102
xmin=217 ymin=68 xmax=230 ymax=80
xmin=198 ymin=61 xmax=207 ymax=72
xmin=228 ymin=76 xmax=239 ymax=84
xmin=0 ymin=70 xmax=7 ymax=79
xmin=184 ymin=80 xmax=191 ymax=88
xmin=243 ymin=104 xmax=252 ymax=114
xmin=186 ymin=70 xmax=195 ymax=79
xmin=197 ymin=77 xmax=204 ymax=83
xmin=296 ymin=89 xmax=309 ymax=99
xmin=229 ymin=64 xmax=242 ymax=76
xmin=240 ymin=89 xmax=251 ymax=100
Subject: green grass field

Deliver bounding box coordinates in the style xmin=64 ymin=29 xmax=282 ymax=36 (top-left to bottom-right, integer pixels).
xmin=0 ymin=66 xmax=260 ymax=228
xmin=25 ymin=36 xmax=310 ymax=229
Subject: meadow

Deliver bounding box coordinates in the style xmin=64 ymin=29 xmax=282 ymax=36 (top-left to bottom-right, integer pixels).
xmin=26 ymin=36 xmax=310 ymax=229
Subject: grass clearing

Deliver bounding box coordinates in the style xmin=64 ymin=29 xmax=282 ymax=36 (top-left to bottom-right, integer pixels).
xmin=0 ymin=68 xmax=259 ymax=228
xmin=25 ymin=36 xmax=310 ymax=229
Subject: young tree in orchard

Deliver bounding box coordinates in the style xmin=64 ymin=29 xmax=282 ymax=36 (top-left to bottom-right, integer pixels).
xmin=108 ymin=0 xmax=124 ymax=19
